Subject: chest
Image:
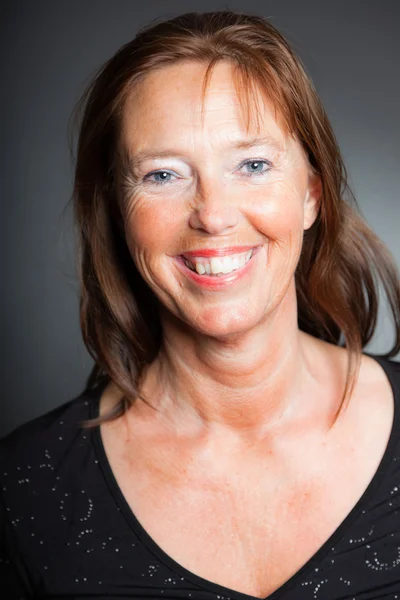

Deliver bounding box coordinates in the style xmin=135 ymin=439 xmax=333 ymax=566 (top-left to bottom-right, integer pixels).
xmin=100 ymin=413 xmax=391 ymax=599
xmin=122 ymin=471 xmax=343 ymax=597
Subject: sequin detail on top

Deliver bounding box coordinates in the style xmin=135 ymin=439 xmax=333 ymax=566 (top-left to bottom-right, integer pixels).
xmin=0 ymin=357 xmax=399 ymax=599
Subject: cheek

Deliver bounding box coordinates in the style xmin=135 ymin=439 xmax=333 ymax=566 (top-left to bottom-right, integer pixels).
xmin=247 ymin=180 xmax=305 ymax=242
xmin=123 ymin=197 xmax=185 ymax=264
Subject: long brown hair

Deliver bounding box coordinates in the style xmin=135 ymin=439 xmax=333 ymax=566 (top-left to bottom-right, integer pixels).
xmin=70 ymin=10 xmax=400 ymax=427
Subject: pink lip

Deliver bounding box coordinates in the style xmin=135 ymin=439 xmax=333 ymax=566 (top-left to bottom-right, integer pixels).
xmin=174 ymin=246 xmax=261 ymax=290
xmin=181 ymin=245 xmax=257 ymax=259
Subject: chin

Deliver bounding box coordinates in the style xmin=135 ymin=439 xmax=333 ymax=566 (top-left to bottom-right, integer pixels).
xmin=183 ymin=302 xmax=265 ymax=339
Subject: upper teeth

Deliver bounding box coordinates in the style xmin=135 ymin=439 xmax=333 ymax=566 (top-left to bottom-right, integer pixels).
xmin=185 ymin=250 xmax=253 ymax=275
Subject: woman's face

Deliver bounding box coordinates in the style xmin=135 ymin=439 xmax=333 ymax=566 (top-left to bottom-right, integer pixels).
xmin=117 ymin=60 xmax=320 ymax=338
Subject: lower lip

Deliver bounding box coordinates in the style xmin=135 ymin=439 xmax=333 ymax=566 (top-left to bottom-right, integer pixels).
xmin=174 ymin=247 xmax=261 ymax=290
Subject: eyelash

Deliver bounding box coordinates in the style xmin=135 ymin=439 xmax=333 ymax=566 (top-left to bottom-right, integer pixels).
xmin=142 ymin=159 xmax=272 ymax=187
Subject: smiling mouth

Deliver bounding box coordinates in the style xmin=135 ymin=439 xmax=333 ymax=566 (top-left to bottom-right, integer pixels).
xmin=182 ymin=249 xmax=254 ymax=277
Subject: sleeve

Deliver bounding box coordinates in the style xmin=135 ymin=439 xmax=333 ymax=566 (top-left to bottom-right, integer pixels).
xmin=0 ymin=494 xmax=34 ymax=599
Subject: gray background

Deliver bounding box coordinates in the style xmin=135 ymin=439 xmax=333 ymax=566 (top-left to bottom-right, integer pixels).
xmin=1 ymin=0 xmax=399 ymax=437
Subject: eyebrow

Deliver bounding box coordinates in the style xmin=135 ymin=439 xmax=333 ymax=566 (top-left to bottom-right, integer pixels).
xmin=230 ymin=135 xmax=285 ymax=152
xmin=122 ymin=135 xmax=285 ymax=172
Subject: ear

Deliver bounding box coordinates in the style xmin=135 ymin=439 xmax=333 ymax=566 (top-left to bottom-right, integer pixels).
xmin=303 ymin=171 xmax=322 ymax=231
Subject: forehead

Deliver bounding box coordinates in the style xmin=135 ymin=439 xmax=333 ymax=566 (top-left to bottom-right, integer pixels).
xmin=119 ymin=60 xmax=291 ymax=153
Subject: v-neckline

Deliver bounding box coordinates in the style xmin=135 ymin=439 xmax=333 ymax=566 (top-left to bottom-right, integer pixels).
xmin=90 ymin=354 xmax=399 ymax=600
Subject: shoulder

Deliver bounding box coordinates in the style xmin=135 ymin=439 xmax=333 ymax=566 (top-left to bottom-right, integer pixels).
xmin=0 ymin=384 xmax=105 ymax=514
xmin=0 ymin=384 xmax=108 ymax=591
xmin=359 ymin=351 xmax=400 ymax=410
xmin=366 ymin=353 xmax=400 ymax=389
xmin=305 ymin=338 xmax=400 ymax=436
xmin=341 ymin=352 xmax=400 ymax=422
xmin=0 ymin=388 xmax=94 ymax=468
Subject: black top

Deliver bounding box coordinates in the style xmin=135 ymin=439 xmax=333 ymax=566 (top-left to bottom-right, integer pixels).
xmin=1 ymin=355 xmax=400 ymax=600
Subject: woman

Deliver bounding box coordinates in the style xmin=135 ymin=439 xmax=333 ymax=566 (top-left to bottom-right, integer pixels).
xmin=1 ymin=10 xmax=400 ymax=600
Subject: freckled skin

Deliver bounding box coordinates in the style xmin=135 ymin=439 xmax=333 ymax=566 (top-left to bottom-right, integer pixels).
xmin=97 ymin=61 xmax=396 ymax=599
xmin=118 ymin=60 xmax=320 ymax=339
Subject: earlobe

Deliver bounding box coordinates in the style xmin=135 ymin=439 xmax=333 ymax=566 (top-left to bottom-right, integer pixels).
xmin=303 ymin=174 xmax=322 ymax=231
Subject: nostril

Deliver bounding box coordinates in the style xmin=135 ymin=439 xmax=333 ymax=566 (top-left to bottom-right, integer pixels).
xmin=188 ymin=207 xmax=240 ymax=234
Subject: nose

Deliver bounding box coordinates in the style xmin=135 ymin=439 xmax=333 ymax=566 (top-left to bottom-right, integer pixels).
xmin=188 ymin=177 xmax=240 ymax=234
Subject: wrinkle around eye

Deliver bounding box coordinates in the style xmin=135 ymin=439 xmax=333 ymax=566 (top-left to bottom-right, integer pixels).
xmin=118 ymin=177 xmax=140 ymax=210
xmin=120 ymin=173 xmax=193 ymax=208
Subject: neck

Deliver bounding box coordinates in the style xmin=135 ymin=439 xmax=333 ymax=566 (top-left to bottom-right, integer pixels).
xmin=138 ymin=286 xmax=324 ymax=442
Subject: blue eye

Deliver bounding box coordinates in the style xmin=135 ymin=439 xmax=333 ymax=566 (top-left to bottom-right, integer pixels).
xmin=240 ymin=159 xmax=271 ymax=176
xmin=143 ymin=159 xmax=271 ymax=188
xmin=144 ymin=170 xmax=175 ymax=186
